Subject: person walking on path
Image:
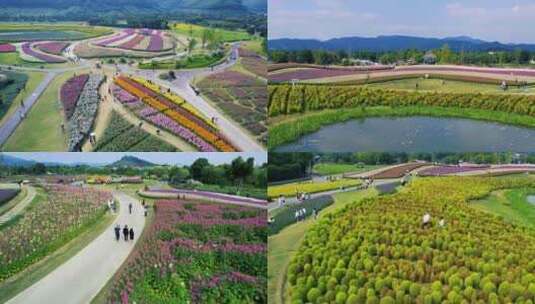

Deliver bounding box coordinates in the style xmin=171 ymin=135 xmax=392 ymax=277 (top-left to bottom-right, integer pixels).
xmin=128 ymin=202 xmax=133 ymax=214
xmin=129 ymin=227 xmax=134 ymax=241
xmin=122 ymin=225 xmax=129 ymax=241
xmin=144 ymin=205 xmax=148 ymax=217
xmin=114 ymin=224 xmax=120 ymax=241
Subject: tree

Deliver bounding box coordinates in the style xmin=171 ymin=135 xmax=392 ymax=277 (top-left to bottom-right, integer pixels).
xmin=187 ymin=38 xmax=197 ymax=54
xmin=190 ymin=158 xmax=210 ymax=181
xmin=32 ymin=163 xmax=46 ymax=175
xmin=230 ymin=157 xmax=255 ymax=191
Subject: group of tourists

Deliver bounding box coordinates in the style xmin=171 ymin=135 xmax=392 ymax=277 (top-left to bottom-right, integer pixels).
xmin=294 ymin=208 xmax=307 ymax=221
xmin=421 ymin=212 xmax=446 ymax=229
xmin=296 ymin=192 xmax=310 ymax=202
xmin=114 ymin=224 xmax=135 ymax=241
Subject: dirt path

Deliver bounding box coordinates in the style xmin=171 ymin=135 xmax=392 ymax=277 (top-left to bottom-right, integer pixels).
xmin=0 ymin=185 xmax=36 ymax=225
xmin=6 ymin=191 xmax=145 ymax=304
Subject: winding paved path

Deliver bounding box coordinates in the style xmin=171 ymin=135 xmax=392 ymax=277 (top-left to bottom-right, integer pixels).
xmin=0 ymin=72 xmax=57 ymax=147
xmin=6 ymin=191 xmax=145 ymax=304
xmin=0 ymin=185 xmax=36 ymax=224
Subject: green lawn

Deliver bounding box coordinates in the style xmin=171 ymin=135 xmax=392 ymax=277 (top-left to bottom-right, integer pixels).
xmin=471 ymin=188 xmax=535 ymax=228
xmin=313 ymin=163 xmax=384 ymax=176
xmin=172 ymin=22 xmax=253 ymax=42
xmin=0 ymin=70 xmax=44 ymax=126
xmin=139 ymin=52 xmax=224 ymax=70
xmin=2 ymin=70 xmax=85 ymax=151
xmin=268 ymin=178 xmax=362 ymax=199
xmin=365 ymin=78 xmax=535 ymax=94
xmin=0 ymin=23 xmax=112 ymax=43
xmin=240 ymin=39 xmax=266 ymax=57
xmin=268 ymin=188 xmax=378 ymax=304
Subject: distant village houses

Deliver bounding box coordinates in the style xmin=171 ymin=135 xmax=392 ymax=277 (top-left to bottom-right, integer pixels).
xmin=423 ymin=51 xmax=437 ymax=64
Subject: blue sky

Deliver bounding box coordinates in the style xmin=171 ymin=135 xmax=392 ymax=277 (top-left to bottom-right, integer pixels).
xmin=268 ymin=0 xmax=535 ymax=43
xmin=3 ymin=153 xmax=267 ymax=166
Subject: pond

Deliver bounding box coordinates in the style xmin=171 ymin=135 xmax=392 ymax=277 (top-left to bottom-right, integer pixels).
xmin=528 ymin=195 xmax=535 ymax=206
xmin=274 ymin=116 xmax=535 ymax=152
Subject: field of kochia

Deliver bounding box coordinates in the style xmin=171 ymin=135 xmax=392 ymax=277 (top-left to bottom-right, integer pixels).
xmin=268 ymin=84 xmax=535 ymax=117
xmin=287 ymin=177 xmax=535 ymax=304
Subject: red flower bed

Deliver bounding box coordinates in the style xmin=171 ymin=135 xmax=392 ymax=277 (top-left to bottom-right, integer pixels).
xmin=60 ymin=74 xmax=89 ymax=119
xmin=34 ymin=41 xmax=70 ymax=55
xmin=0 ymin=43 xmax=15 ymax=53
xmin=370 ymin=162 xmax=429 ymax=179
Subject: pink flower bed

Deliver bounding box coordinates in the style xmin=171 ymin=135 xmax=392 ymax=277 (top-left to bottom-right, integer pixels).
xmin=95 ymin=29 xmax=135 ymax=46
xmin=106 ymin=199 xmax=266 ymax=303
xmin=112 ymin=85 xmax=139 ymax=104
xmin=60 ymin=74 xmax=89 ymax=119
xmin=21 ymin=42 xmax=66 ymax=63
xmin=118 ymin=34 xmax=144 ymax=50
xmin=0 ymin=43 xmax=15 ymax=53
xmin=34 ymin=41 xmax=70 ymax=55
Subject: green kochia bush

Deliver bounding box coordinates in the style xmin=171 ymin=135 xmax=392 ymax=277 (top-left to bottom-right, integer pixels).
xmin=286 ymin=176 xmax=535 ymax=303
xmin=268 ymin=84 xmax=535 ymax=117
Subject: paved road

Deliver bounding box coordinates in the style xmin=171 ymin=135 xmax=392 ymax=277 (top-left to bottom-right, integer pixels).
xmin=117 ymin=43 xmax=265 ymax=152
xmin=0 ymin=185 xmax=36 ymax=224
xmin=7 ymin=192 xmax=145 ymax=304
xmin=0 ymin=72 xmax=57 ymax=147
xmin=268 ymin=179 xmax=396 ymax=211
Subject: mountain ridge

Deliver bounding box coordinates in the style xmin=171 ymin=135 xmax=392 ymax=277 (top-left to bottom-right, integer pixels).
xmin=269 ymin=35 xmax=535 ymax=52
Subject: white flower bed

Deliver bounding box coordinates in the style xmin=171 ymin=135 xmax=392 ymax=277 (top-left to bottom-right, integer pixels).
xmin=67 ymin=74 xmax=104 ymax=151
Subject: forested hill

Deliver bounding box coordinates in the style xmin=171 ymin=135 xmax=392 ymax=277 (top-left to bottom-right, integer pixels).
xmin=269 ymin=35 xmax=535 ymax=52
xmin=0 ymin=0 xmax=265 ymax=20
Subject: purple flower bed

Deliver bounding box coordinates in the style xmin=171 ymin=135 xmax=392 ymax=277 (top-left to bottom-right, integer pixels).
xmin=146 ymin=113 xmax=217 ymax=152
xmin=0 ymin=43 xmax=15 ymax=53
xmin=112 ymin=85 xmax=139 ymax=104
xmin=420 ymin=164 xmax=535 ymax=176
xmin=60 ymin=74 xmax=89 ymax=119
xmin=147 ymin=187 xmax=268 ymax=206
xmin=21 ymin=42 xmax=66 ymax=63
xmin=34 ymin=42 xmax=70 ymax=55
xmin=147 ymin=32 xmax=163 ymax=52
xmin=137 ymin=107 xmax=159 ymax=117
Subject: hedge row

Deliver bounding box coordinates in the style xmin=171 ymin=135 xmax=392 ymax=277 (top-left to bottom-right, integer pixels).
xmin=269 ymin=195 xmax=334 ymax=235
xmin=268 ymin=84 xmax=535 ymax=117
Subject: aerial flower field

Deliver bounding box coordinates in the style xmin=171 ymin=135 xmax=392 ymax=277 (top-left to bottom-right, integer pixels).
xmin=106 ymin=199 xmax=267 ymax=303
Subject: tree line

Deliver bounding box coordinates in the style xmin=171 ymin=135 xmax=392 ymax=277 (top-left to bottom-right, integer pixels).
xmin=268 ymin=152 xmax=535 ymax=182
xmin=269 ymin=45 xmax=534 ymax=66
xmin=0 ymin=157 xmax=267 ymax=189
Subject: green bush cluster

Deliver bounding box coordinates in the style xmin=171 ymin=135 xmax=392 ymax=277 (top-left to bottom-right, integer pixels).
xmin=268 ymin=84 xmax=535 ymax=117
xmin=287 ymin=177 xmax=535 ymax=304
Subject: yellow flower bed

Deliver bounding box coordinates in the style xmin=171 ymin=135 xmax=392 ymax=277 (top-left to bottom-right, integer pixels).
xmin=268 ymin=178 xmax=362 ymax=199
xmin=130 ymin=77 xmax=216 ymax=129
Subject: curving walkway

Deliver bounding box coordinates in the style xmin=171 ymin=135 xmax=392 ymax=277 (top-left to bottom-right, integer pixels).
xmin=0 ymin=185 xmax=36 ymax=224
xmin=6 ymin=191 xmax=145 ymax=304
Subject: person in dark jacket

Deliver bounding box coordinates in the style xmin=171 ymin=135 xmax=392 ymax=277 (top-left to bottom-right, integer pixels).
xmin=129 ymin=227 xmax=134 ymax=240
xmin=123 ymin=225 xmax=129 ymax=241
xmin=114 ymin=224 xmax=120 ymax=241
xmin=128 ymin=202 xmax=133 ymax=214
